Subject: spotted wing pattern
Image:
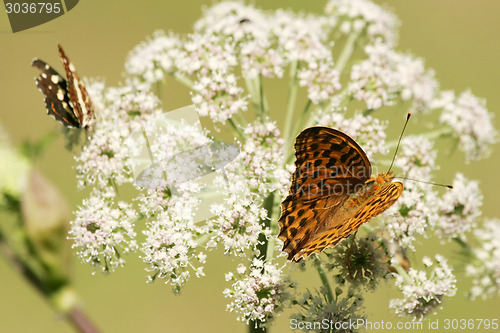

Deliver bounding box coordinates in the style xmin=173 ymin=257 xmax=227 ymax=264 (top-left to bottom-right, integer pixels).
xmin=291 ymin=181 xmax=403 ymax=260
xmin=32 ymin=45 xmax=95 ymax=129
xmin=278 ymin=127 xmax=372 ymax=261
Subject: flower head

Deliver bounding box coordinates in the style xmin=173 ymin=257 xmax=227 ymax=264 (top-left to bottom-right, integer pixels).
xmin=466 ymin=219 xmax=500 ymax=300
xmin=437 ymin=90 xmax=497 ymax=162
xmin=389 ymin=255 xmax=457 ymax=319
xmin=224 ymin=260 xmax=292 ymax=327
xmin=436 ymin=173 xmax=482 ymax=241
xmin=325 ymin=0 xmax=399 ymax=45
xmin=69 ymin=193 xmax=138 ymax=273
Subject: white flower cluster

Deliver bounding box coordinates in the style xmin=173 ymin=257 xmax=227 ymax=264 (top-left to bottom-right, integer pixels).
xmin=316 ymin=112 xmax=387 ymax=160
xmin=75 ymin=124 xmax=134 ymax=189
xmin=389 ymin=255 xmax=457 ymax=320
xmin=75 ymin=85 xmax=163 ymax=189
xmin=230 ymin=121 xmax=286 ymax=195
xmin=466 ymin=220 xmax=500 ymax=300
xmin=224 ymin=259 xmax=292 ymax=327
xmin=191 ymin=70 xmax=247 ymax=123
xmin=62 ymin=0 xmax=496 ymax=327
xmin=436 ymin=90 xmax=497 ymax=162
xmin=69 ymin=193 xmax=138 ymax=273
xmin=325 ymin=0 xmax=399 ymax=45
xmin=384 ymin=182 xmax=439 ymax=250
xmin=298 ymin=60 xmax=341 ymax=104
xmin=272 ymin=10 xmax=332 ymax=64
xmin=141 ymin=194 xmax=207 ymax=292
xmin=209 ymin=180 xmax=267 ymax=255
xmin=350 ymin=43 xmax=438 ymax=111
xmin=125 ymin=30 xmax=183 ymax=86
xmin=394 ymin=135 xmax=437 ymax=180
xmin=436 ymin=173 xmax=482 ymax=241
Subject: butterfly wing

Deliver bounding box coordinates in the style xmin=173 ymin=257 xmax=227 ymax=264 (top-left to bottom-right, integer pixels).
xmin=293 ymin=181 xmax=403 ymax=261
xmin=32 ymin=58 xmax=81 ymax=128
xmin=58 ymin=45 xmax=95 ymax=129
xmin=278 ymin=127 xmax=372 ymax=261
xmin=288 ymin=127 xmax=371 ymax=200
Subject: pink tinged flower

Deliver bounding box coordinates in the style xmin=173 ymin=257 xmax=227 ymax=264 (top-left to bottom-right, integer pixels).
xmin=437 ymin=90 xmax=497 ymax=162
xmin=394 ymin=135 xmax=437 ymax=181
xmin=224 ymin=260 xmax=292 ymax=326
xmin=349 ymin=43 xmax=438 ymax=112
xmin=69 ymin=194 xmax=138 ymax=273
xmin=384 ymin=182 xmax=439 ymax=250
xmin=125 ymin=30 xmax=183 ymax=85
xmin=298 ymin=60 xmax=341 ymax=104
xmin=325 ymin=0 xmax=399 ymax=45
xmin=389 ymin=255 xmax=457 ymax=319
xmin=436 ymin=173 xmax=482 ymax=240
xmin=466 ymin=219 xmax=500 ymax=300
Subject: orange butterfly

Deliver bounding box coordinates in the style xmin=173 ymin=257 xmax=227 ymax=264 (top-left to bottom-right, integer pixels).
xmin=278 ymin=127 xmax=403 ymax=262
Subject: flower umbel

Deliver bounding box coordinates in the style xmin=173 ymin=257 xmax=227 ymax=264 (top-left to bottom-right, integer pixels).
xmin=46 ymin=0 xmax=498 ymax=330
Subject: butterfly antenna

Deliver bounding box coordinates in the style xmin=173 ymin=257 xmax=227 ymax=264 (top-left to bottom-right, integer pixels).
xmin=394 ymin=177 xmax=453 ymax=189
xmin=387 ymin=113 xmax=412 ymax=173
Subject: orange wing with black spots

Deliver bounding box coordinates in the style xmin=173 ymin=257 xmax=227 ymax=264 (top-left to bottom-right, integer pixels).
xmin=278 ymin=127 xmax=403 ymax=262
xmin=291 ymin=181 xmax=403 ymax=261
xmin=287 ymin=127 xmax=372 ymax=201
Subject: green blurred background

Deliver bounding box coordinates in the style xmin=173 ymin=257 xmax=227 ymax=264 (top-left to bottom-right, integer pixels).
xmin=0 ymin=1 xmax=499 ymax=332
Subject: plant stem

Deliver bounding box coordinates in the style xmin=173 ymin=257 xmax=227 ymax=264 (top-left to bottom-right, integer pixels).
xmin=243 ymin=75 xmax=261 ymax=117
xmin=169 ymin=71 xmax=194 ymax=89
xmin=258 ymin=74 xmax=269 ymax=120
xmin=452 ymin=237 xmax=473 ymax=257
xmin=248 ymin=321 xmax=267 ymax=333
xmin=315 ymin=256 xmax=334 ymax=304
xmin=385 ymin=127 xmax=452 ymax=148
xmin=392 ymin=259 xmax=412 ymax=284
xmin=228 ymin=118 xmax=246 ymax=142
xmin=334 ymin=30 xmax=361 ymax=76
xmin=283 ymin=61 xmax=299 ymax=152
xmin=67 ymin=307 xmax=101 ymax=333
xmin=256 ymin=193 xmax=275 ymax=260
xmin=292 ymin=99 xmax=312 ymax=139
xmin=265 ymin=192 xmax=281 ymax=261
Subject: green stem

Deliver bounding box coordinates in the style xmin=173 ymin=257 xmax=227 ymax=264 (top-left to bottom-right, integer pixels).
xmin=292 ymin=99 xmax=312 ymax=139
xmin=248 ymin=322 xmax=267 ymax=333
xmin=285 ymin=99 xmax=313 ymax=164
xmin=243 ymin=75 xmax=261 ymax=116
xmin=258 ymin=74 xmax=269 ymax=121
xmin=385 ymin=127 xmax=452 ymax=148
xmin=169 ymin=71 xmax=194 ymax=89
xmin=315 ymin=257 xmax=334 ymax=304
xmin=334 ymin=30 xmax=361 ymax=76
xmin=362 ymin=109 xmax=375 ymax=117
xmin=283 ymin=61 xmax=299 ymax=152
xmin=228 ymin=118 xmax=246 ymax=142
xmin=256 ymin=193 xmax=275 ymax=260
xmin=265 ymin=192 xmax=281 ymax=261
xmin=452 ymin=237 xmax=473 ymax=256
xmin=392 ymin=259 xmax=412 ymax=284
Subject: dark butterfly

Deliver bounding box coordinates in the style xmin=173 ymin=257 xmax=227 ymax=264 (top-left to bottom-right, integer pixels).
xmin=32 ymin=45 xmax=95 ymax=130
